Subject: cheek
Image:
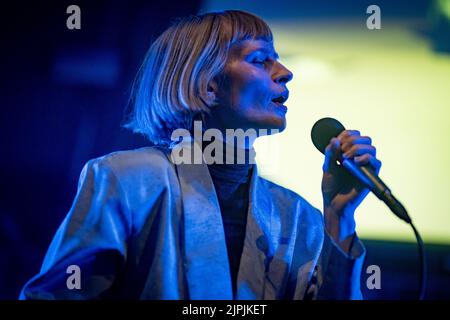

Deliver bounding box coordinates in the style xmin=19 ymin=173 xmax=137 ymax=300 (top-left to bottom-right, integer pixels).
xmin=227 ymin=66 xmax=271 ymax=107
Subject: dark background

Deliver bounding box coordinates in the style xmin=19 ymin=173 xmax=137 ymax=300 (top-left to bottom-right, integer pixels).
xmin=0 ymin=0 xmax=449 ymax=299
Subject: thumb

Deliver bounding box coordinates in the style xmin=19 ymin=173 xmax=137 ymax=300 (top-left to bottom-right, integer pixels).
xmin=322 ymin=137 xmax=341 ymax=173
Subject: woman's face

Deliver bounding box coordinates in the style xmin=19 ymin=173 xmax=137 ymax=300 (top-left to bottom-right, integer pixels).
xmin=206 ymin=39 xmax=293 ymax=135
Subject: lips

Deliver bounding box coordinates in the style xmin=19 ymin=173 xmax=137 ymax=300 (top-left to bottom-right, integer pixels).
xmin=272 ymin=103 xmax=287 ymax=113
xmin=270 ymin=91 xmax=289 ymax=114
xmin=271 ymin=91 xmax=289 ymax=107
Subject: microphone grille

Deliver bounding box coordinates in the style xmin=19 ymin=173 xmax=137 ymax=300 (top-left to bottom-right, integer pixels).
xmin=311 ymin=117 xmax=345 ymax=154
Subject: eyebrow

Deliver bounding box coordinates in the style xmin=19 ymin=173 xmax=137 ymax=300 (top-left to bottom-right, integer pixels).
xmin=250 ymin=48 xmax=280 ymax=60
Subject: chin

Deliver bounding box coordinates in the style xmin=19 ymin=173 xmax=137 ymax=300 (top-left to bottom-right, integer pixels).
xmin=254 ymin=116 xmax=286 ymax=135
xmin=272 ymin=121 xmax=286 ymax=133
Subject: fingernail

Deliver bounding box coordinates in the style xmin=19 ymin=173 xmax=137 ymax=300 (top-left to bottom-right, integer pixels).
xmin=334 ymin=139 xmax=340 ymax=147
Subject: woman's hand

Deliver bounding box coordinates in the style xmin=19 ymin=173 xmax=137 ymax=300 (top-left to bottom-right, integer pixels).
xmin=321 ymin=130 xmax=382 ymax=252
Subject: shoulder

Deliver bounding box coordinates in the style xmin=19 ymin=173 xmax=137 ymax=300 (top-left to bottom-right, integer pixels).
xmin=257 ymin=176 xmax=323 ymax=225
xmin=79 ymin=146 xmax=176 ymax=187
xmin=91 ymin=145 xmax=170 ymax=167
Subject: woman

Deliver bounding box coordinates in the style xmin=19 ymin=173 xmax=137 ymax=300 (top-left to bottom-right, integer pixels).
xmin=20 ymin=10 xmax=380 ymax=300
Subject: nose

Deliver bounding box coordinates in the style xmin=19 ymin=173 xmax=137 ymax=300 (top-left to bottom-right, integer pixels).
xmin=273 ymin=62 xmax=293 ymax=85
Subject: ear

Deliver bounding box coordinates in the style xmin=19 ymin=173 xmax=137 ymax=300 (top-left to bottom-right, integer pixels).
xmin=203 ymin=79 xmax=218 ymax=107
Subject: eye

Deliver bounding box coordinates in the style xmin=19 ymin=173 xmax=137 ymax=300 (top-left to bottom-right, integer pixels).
xmin=252 ymin=57 xmax=268 ymax=66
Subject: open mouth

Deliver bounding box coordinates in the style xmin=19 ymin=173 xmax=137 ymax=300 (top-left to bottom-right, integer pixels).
xmin=271 ymin=92 xmax=288 ymax=107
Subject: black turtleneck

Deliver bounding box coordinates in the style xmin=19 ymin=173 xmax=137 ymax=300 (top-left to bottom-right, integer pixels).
xmin=206 ymin=142 xmax=255 ymax=296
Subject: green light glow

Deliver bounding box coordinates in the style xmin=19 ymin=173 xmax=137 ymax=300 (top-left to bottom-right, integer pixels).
xmin=436 ymin=0 xmax=450 ymax=20
xmin=255 ymin=21 xmax=450 ymax=244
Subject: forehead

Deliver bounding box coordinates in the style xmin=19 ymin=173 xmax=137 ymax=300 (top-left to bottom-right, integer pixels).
xmin=229 ymin=39 xmax=278 ymax=59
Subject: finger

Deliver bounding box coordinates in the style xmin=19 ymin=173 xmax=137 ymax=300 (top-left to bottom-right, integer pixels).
xmin=354 ymin=154 xmax=382 ymax=172
xmin=323 ymin=137 xmax=341 ymax=172
xmin=340 ymin=136 xmax=372 ymax=152
xmin=342 ymin=144 xmax=376 ymax=159
xmin=337 ymin=130 xmax=360 ymax=142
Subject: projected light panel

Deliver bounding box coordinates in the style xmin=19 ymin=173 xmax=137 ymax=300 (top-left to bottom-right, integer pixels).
xmin=255 ymin=21 xmax=450 ymax=244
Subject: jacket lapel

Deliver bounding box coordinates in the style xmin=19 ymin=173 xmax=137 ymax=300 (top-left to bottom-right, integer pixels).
xmin=175 ymin=140 xmax=233 ymax=299
xmin=236 ymin=166 xmax=296 ymax=299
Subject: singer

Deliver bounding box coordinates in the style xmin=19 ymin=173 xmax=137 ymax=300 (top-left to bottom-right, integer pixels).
xmin=20 ymin=10 xmax=381 ymax=300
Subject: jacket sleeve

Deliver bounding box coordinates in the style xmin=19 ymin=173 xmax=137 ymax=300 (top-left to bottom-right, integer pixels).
xmin=19 ymin=158 xmax=131 ymax=300
xmin=305 ymin=229 xmax=366 ymax=300
xmin=286 ymin=203 xmax=366 ymax=300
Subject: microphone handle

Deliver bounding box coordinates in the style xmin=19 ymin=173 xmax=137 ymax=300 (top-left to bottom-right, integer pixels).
xmin=341 ymin=159 xmax=412 ymax=223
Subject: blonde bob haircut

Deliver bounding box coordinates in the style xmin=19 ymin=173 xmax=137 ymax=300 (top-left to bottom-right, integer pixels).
xmin=124 ymin=10 xmax=273 ymax=148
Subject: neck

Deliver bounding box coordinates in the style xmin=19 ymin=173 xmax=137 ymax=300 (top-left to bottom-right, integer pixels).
xmin=199 ymin=114 xmax=257 ymax=150
xmin=215 ymin=131 xmax=256 ymax=150
xmin=201 ymin=137 xmax=256 ymax=165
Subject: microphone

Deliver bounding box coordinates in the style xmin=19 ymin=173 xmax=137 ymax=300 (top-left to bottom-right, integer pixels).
xmin=311 ymin=118 xmax=426 ymax=300
xmin=311 ymin=117 xmax=412 ymax=224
